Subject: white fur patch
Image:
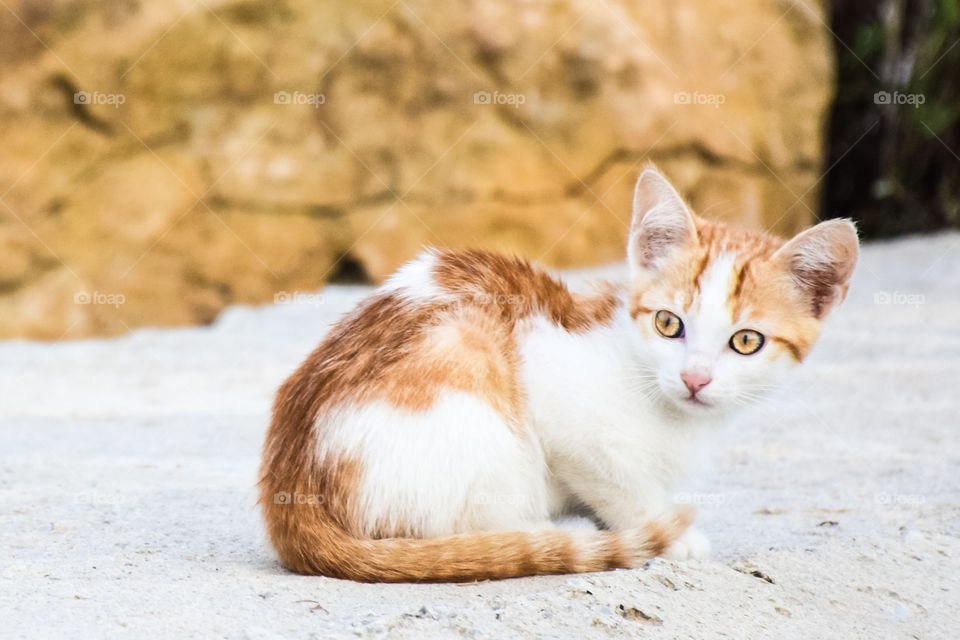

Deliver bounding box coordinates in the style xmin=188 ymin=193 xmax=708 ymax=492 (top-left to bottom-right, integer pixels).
xmin=380 ymin=251 xmax=449 ymax=302
xmin=682 ymin=253 xmax=737 ymax=372
xmin=316 ymin=392 xmax=550 ymax=537
xmin=694 ymin=253 xmax=736 ymax=329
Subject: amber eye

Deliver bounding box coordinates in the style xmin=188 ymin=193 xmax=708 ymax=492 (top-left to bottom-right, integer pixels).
xmin=654 ymin=310 xmax=684 ymax=338
xmin=729 ymin=329 xmax=765 ymax=355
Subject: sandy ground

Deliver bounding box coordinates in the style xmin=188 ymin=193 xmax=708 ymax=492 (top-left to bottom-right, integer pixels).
xmin=2 ymin=232 xmax=959 ymax=639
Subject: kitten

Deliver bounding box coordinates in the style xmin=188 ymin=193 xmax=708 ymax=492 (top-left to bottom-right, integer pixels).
xmin=258 ymin=167 xmax=859 ymax=582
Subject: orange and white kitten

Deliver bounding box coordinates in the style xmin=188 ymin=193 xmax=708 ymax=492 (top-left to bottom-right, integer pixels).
xmin=259 ymin=168 xmax=859 ymax=582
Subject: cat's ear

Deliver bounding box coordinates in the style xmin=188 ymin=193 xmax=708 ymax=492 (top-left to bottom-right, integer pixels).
xmin=773 ymin=219 xmax=859 ymax=319
xmin=628 ymin=168 xmax=698 ymax=273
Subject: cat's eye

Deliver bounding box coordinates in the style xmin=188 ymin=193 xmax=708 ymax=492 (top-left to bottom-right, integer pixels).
xmin=654 ymin=310 xmax=684 ymax=338
xmin=729 ymin=329 xmax=765 ymax=355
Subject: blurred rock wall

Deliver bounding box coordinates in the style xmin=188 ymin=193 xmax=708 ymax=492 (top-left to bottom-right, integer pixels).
xmin=0 ymin=0 xmax=833 ymax=339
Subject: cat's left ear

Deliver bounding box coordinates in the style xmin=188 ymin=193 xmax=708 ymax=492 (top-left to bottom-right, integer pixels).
xmin=628 ymin=168 xmax=698 ymax=274
xmin=773 ymin=219 xmax=859 ymax=319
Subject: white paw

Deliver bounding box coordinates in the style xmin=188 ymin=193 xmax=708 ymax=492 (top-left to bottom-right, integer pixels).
xmin=663 ymin=527 xmax=711 ymax=561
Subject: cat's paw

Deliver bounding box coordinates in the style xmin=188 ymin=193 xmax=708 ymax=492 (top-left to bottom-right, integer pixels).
xmin=663 ymin=527 xmax=710 ymax=561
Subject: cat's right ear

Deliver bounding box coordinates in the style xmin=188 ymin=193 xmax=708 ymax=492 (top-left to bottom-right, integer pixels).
xmin=628 ymin=168 xmax=698 ymax=274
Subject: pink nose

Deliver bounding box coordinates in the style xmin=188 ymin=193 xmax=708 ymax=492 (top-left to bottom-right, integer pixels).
xmin=681 ymin=371 xmax=712 ymax=395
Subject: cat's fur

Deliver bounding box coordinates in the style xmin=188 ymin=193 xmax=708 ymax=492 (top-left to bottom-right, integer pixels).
xmin=258 ymin=168 xmax=859 ymax=582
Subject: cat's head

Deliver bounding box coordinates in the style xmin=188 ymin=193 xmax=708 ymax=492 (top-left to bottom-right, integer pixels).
xmin=626 ymin=168 xmax=859 ymax=416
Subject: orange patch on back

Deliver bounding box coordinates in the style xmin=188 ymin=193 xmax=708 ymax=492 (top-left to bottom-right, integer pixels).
xmin=432 ymin=249 xmax=621 ymax=333
xmin=384 ymin=305 xmax=523 ymax=426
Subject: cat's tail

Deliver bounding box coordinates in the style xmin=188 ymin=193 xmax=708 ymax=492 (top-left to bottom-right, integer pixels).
xmin=262 ymin=501 xmax=693 ymax=582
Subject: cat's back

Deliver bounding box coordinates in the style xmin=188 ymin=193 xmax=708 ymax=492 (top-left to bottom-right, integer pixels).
xmin=280 ymin=248 xmax=620 ymax=425
xmin=283 ymin=250 xmax=534 ymax=425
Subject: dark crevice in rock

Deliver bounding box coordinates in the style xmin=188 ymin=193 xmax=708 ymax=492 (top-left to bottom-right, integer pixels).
xmin=49 ymin=74 xmax=114 ymax=136
xmin=327 ymin=253 xmax=372 ymax=285
xmin=472 ymin=41 xmax=511 ymax=89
